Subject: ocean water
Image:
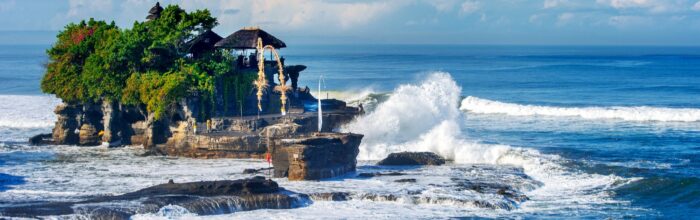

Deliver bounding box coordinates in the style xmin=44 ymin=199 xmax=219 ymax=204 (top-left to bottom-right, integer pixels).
xmin=1 ymin=44 xmax=700 ymax=219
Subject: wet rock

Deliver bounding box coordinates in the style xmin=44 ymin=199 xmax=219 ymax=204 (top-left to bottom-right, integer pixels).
xmin=0 ymin=177 xmax=309 ymax=219
xmin=395 ymin=178 xmax=417 ymax=183
xmin=259 ymin=122 xmax=301 ymax=138
xmin=358 ymin=194 xmax=399 ymax=202
xmin=79 ymin=123 xmax=100 ymax=146
xmin=309 ymin=192 xmax=351 ymax=201
xmin=357 ymin=172 xmax=406 ymax=178
xmin=242 ymin=167 xmax=273 ymax=174
xmin=28 ymin=133 xmax=53 ymax=145
xmin=52 ymin=103 xmax=80 ymax=145
xmin=451 ymin=178 xmax=529 ymax=203
xmin=377 ymin=151 xmax=446 ymax=166
xmin=272 ymin=133 xmax=363 ymax=180
xmin=243 ymin=169 xmax=258 ymax=174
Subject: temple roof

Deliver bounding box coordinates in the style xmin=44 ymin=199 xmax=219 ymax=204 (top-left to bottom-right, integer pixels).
xmin=185 ymin=30 xmax=223 ymax=56
xmin=214 ymin=27 xmax=286 ymax=49
xmin=147 ymin=2 xmax=163 ymax=20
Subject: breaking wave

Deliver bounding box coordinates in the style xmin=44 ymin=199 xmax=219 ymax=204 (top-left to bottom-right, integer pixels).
xmin=0 ymin=95 xmax=59 ymax=128
xmin=343 ymin=72 xmax=633 ymax=212
xmin=131 ymin=205 xmax=198 ymax=220
xmin=460 ymin=96 xmax=700 ymax=122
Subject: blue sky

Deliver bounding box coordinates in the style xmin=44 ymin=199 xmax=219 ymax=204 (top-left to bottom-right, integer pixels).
xmin=1 ymin=0 xmax=700 ymax=45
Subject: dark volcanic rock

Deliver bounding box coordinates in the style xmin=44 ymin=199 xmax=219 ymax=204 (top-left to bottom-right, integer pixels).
xmin=357 ymin=172 xmax=406 ymax=178
xmin=28 ymin=133 xmax=53 ymax=145
xmin=309 ymin=192 xmax=351 ymax=201
xmin=242 ymin=167 xmax=273 ymax=174
xmin=0 ymin=177 xmax=309 ymax=219
xmin=394 ymin=178 xmax=417 ymax=183
xmin=377 ymin=151 xmax=446 ymax=166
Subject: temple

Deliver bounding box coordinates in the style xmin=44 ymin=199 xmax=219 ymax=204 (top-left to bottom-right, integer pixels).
xmin=34 ymin=2 xmax=364 ymax=181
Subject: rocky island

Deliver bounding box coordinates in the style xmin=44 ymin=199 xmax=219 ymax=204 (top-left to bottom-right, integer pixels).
xmin=31 ymin=3 xmax=363 ymax=181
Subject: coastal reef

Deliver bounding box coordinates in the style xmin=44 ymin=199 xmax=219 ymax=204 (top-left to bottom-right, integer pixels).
xmin=0 ymin=177 xmax=310 ymax=219
xmin=377 ymin=151 xmax=447 ymax=166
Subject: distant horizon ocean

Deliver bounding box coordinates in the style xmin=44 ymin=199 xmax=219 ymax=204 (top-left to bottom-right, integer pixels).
xmin=1 ymin=44 xmax=699 ymax=218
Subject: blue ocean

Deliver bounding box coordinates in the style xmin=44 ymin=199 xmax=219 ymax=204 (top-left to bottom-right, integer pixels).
xmin=1 ymin=44 xmax=699 ymax=219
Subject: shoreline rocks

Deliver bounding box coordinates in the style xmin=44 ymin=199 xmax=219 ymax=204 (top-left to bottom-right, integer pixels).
xmin=33 ymin=96 xmax=360 ymax=161
xmin=377 ymin=151 xmax=446 ymax=166
xmin=0 ymin=177 xmax=310 ymax=219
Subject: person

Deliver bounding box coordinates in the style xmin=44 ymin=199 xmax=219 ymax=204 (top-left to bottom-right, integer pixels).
xmin=358 ymin=103 xmax=365 ymax=115
xmin=193 ymin=121 xmax=198 ymax=134
xmin=206 ymin=119 xmax=212 ymax=133
xmin=237 ymin=54 xmax=244 ymax=68
xmin=249 ymin=52 xmax=257 ymax=67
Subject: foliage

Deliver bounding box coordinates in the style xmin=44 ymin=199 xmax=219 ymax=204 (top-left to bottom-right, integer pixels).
xmin=42 ymin=5 xmax=233 ymax=119
xmin=222 ymin=71 xmax=256 ymax=115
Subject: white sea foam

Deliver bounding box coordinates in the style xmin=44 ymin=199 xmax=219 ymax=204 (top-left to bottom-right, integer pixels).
xmin=131 ymin=205 xmax=198 ymax=220
xmin=460 ymin=96 xmax=700 ymax=122
xmin=0 ymin=95 xmax=59 ymax=128
xmin=343 ymin=72 xmax=632 ymax=213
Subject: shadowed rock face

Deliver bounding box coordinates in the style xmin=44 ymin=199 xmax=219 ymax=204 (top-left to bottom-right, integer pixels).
xmin=0 ymin=177 xmax=310 ymax=219
xmin=377 ymin=152 xmax=446 ymax=166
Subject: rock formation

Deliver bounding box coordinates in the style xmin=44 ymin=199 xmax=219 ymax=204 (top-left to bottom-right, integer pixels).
xmin=0 ymin=177 xmax=310 ymax=219
xmin=272 ymin=133 xmax=363 ymax=180
xmin=39 ymin=91 xmax=360 ymax=161
xmin=377 ymin=151 xmax=446 ymax=166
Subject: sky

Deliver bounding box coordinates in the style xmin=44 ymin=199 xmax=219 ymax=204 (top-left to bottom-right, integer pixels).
xmin=1 ymin=0 xmax=700 ymax=45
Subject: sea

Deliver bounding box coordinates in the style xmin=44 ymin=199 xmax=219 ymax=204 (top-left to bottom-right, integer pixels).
xmin=1 ymin=44 xmax=699 ymax=219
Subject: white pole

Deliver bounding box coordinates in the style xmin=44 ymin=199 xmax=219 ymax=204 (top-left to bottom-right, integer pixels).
xmin=318 ymin=76 xmax=323 ymax=133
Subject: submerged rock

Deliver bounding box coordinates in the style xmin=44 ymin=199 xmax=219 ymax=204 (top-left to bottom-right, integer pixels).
xmin=395 ymin=178 xmax=417 ymax=183
xmin=0 ymin=177 xmax=310 ymax=219
xmin=357 ymin=172 xmax=407 ymax=178
xmin=377 ymin=152 xmax=446 ymax=166
xmin=309 ymin=192 xmax=351 ymax=201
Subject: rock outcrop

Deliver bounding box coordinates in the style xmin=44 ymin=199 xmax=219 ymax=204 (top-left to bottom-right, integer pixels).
xmin=272 ymin=133 xmax=363 ymax=180
xmin=28 ymin=133 xmax=53 ymax=145
xmin=42 ymin=93 xmax=360 ymax=160
xmin=377 ymin=151 xmax=446 ymax=166
xmin=0 ymin=177 xmax=310 ymax=219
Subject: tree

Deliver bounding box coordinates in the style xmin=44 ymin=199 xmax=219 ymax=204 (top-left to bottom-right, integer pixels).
xmin=42 ymin=4 xmax=232 ymax=119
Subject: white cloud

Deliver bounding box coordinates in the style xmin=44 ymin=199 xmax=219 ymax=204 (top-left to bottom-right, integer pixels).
xmin=529 ymin=13 xmax=546 ymax=24
xmin=240 ymin=0 xmax=398 ymax=30
xmin=58 ymin=0 xmax=403 ymax=33
xmin=460 ymin=0 xmax=480 ymax=15
xmin=596 ymin=0 xmax=680 ymax=13
xmin=544 ymin=0 xmax=569 ymax=9
xmin=427 ymin=0 xmax=461 ymax=12
xmin=556 ymin=12 xmax=575 ymax=25
xmin=608 ymin=15 xmax=651 ymax=27
xmin=67 ymin=0 xmax=113 ymax=17
xmin=693 ymin=1 xmax=700 ymax=11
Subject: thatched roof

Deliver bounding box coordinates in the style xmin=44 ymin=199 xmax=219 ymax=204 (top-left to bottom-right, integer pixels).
xmin=147 ymin=2 xmax=163 ymax=20
xmin=185 ymin=30 xmax=223 ymax=57
xmin=214 ymin=27 xmax=286 ymax=49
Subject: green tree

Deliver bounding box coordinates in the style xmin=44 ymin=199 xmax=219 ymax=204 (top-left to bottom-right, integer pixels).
xmin=42 ymin=4 xmax=234 ymax=119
